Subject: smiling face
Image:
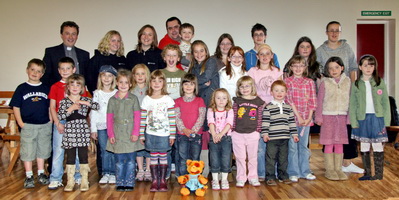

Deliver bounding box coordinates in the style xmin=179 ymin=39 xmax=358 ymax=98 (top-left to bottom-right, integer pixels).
xmin=290 ymin=62 xmax=306 ymax=77
xmin=150 ymin=77 xmax=164 ymax=93
xmin=68 ymin=81 xmax=83 ymax=96
xmin=116 ymin=76 xmax=131 ymax=93
xmin=140 ymin=27 xmax=154 ymax=49
xmin=298 ymin=42 xmax=312 ymax=59
xmin=228 ymin=50 xmax=244 ymax=66
xmin=326 ymin=23 xmax=341 ymax=43
xmin=256 ymin=48 xmax=273 ymax=65
xmin=271 ymin=85 xmax=287 ymax=102
xmin=61 ymin=26 xmax=78 ymax=47
xmin=219 ymin=38 xmax=233 ymax=56
xmin=100 ymin=72 xmax=115 ymax=87
xmin=58 ymin=63 xmax=76 ymax=81
xmin=167 ymin=19 xmax=180 ymax=41
xmin=26 ymin=64 xmax=44 ymax=84
xmin=163 ymin=49 xmax=180 ymax=67
xmin=108 ymin=34 xmax=121 ymax=54
xmin=328 ymin=62 xmax=344 ymax=79
xmin=238 ymin=81 xmax=253 ymax=97
xmin=193 ymin=44 xmax=207 ymax=63
xmin=134 ymin=67 xmax=147 ymax=84
xmin=182 ymin=81 xmax=195 ymax=96
xmin=180 ymin=28 xmax=194 ymax=43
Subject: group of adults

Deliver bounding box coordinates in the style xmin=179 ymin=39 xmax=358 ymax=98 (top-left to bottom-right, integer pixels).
xmin=40 ymin=17 xmax=363 ymax=175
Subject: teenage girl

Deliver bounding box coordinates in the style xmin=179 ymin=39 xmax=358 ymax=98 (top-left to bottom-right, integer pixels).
xmin=219 ymin=46 xmax=247 ymax=99
xmin=350 ymin=55 xmax=390 ymax=180
xmin=175 ymin=73 xmax=206 ymax=176
xmin=139 ymin=70 xmax=176 ymax=192
xmin=285 ymin=55 xmax=317 ymax=182
xmin=247 ymin=44 xmax=282 ymax=181
xmin=315 ymin=57 xmax=350 ymax=181
xmin=90 ymin=65 xmax=118 ymax=184
xmin=106 ymin=69 xmax=143 ymax=191
xmin=58 ymin=74 xmax=99 ymax=192
xmin=211 ymin=33 xmax=235 ymax=71
xmin=130 ymin=64 xmax=151 ymax=181
xmin=208 ymin=88 xmax=234 ymax=190
xmin=232 ymin=76 xmax=264 ymax=187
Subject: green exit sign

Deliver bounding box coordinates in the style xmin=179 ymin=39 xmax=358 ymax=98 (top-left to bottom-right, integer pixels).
xmin=362 ymin=11 xmax=391 ymax=16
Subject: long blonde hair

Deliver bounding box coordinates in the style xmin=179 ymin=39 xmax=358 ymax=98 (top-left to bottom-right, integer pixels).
xmin=96 ymin=72 xmax=116 ymax=91
xmin=188 ymin=40 xmax=210 ymax=75
xmin=98 ymin=30 xmax=125 ymax=57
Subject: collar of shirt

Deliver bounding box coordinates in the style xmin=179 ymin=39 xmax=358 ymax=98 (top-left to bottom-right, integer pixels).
xmin=271 ymin=100 xmax=285 ymax=114
xmin=114 ymin=91 xmax=129 ymax=99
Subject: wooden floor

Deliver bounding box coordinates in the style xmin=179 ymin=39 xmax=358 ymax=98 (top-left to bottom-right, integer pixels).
xmin=2 ymin=141 xmax=399 ymax=200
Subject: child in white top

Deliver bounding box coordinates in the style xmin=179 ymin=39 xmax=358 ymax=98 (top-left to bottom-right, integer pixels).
xmin=90 ymin=65 xmax=118 ymax=184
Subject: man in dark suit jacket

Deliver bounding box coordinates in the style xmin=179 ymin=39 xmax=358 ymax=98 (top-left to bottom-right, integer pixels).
xmin=41 ymin=21 xmax=89 ymax=87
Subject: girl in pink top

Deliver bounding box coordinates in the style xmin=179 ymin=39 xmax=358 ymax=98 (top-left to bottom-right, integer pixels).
xmin=208 ymin=88 xmax=234 ymax=190
xmin=175 ymin=73 xmax=206 ymax=177
xmin=285 ymin=55 xmax=317 ymax=182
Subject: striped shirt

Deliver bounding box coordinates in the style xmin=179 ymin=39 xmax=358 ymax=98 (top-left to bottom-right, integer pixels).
xmin=261 ymin=102 xmax=298 ymax=140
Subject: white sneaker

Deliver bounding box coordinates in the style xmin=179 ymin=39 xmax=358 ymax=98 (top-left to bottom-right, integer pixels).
xmin=99 ymin=174 xmax=110 ymax=184
xmin=248 ymin=179 xmax=261 ymax=186
xmin=236 ymin=180 xmax=245 ymax=187
xmin=211 ymin=180 xmax=220 ymax=190
xmin=305 ymin=173 xmax=316 ymax=180
xmin=342 ymin=163 xmax=364 ymax=174
xmin=48 ymin=181 xmax=63 ymax=190
xmin=108 ymin=175 xmax=116 ymax=184
xmin=289 ymin=176 xmax=299 ymax=182
xmin=221 ymin=180 xmax=229 ymax=190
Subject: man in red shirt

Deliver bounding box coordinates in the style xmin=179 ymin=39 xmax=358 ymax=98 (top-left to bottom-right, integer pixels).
xmin=158 ymin=17 xmax=182 ymax=50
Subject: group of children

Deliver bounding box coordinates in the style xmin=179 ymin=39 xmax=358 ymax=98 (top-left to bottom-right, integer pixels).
xmin=10 ymin=31 xmax=390 ymax=192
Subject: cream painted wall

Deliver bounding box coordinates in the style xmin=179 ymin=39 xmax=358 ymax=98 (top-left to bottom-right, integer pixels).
xmin=0 ymin=0 xmax=398 ymax=97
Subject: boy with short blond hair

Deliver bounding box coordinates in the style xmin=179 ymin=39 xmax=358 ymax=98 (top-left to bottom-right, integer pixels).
xmin=10 ymin=58 xmax=52 ymax=188
xmin=179 ymin=23 xmax=195 ymax=71
xmin=160 ymin=44 xmax=186 ymax=100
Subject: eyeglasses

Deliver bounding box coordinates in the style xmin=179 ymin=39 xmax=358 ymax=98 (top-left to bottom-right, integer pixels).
xmin=253 ymin=33 xmax=265 ymax=37
xmin=220 ymin=43 xmax=232 ymax=46
xmin=230 ymin=55 xmax=243 ymax=59
xmin=239 ymin=85 xmax=251 ymax=90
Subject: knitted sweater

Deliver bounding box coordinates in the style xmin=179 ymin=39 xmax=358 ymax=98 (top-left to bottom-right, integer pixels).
xmin=261 ymin=102 xmax=298 ymax=140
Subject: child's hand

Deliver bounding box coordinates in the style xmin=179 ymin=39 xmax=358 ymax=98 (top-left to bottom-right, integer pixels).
xmin=169 ymin=138 xmax=175 ymax=146
xmin=297 ymin=116 xmax=305 ymax=125
xmin=68 ymin=103 xmax=80 ymax=113
xmin=304 ymin=118 xmax=311 ymax=126
xmin=212 ymin=134 xmax=219 ymax=144
xmin=109 ymin=137 xmax=116 ymax=144
xmin=77 ymin=100 xmax=90 ymax=106
xmin=57 ymin=123 xmax=65 ymax=134
xmin=216 ymin=133 xmax=223 ymax=143
xmin=293 ymin=136 xmax=299 ymax=143
xmin=263 ymin=135 xmax=270 ymax=142
xmin=91 ymin=132 xmax=98 ymax=140
xmin=131 ymin=135 xmax=139 ymax=142
xmin=183 ymin=128 xmax=193 ymax=137
xmin=18 ymin=122 xmax=25 ymax=129
xmin=140 ymin=138 xmax=145 ymax=145
xmin=205 ymin=81 xmax=211 ymax=86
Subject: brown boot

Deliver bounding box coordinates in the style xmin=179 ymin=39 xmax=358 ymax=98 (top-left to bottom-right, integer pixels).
xmin=80 ymin=164 xmax=90 ymax=191
xmin=334 ymin=153 xmax=348 ymax=180
xmin=158 ymin=165 xmax=168 ymax=192
xmin=324 ymin=153 xmax=339 ymax=180
xmin=64 ymin=165 xmax=75 ymax=192
xmin=150 ymin=165 xmax=159 ymax=192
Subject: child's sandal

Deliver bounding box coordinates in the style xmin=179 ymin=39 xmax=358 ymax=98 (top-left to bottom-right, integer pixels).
xmin=144 ymin=170 xmax=152 ymax=181
xmin=136 ymin=170 xmax=145 ymax=181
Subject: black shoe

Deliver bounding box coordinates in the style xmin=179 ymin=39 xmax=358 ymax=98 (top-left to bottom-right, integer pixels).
xmin=38 ymin=173 xmax=50 ymax=185
xmin=24 ymin=177 xmax=35 ymax=188
xmin=116 ymin=186 xmax=125 ymax=191
xmin=125 ymin=186 xmax=134 ymax=191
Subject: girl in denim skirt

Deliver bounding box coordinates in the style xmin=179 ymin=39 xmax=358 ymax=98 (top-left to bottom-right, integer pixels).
xmin=139 ymin=70 xmax=176 ymax=192
xmin=350 ymin=55 xmax=390 ymax=180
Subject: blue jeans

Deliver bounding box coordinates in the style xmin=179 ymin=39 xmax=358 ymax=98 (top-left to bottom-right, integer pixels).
xmin=177 ymin=134 xmax=202 ymax=175
xmin=209 ymin=135 xmax=232 ymax=173
xmin=49 ymin=121 xmax=81 ymax=182
xmin=257 ymin=138 xmax=267 ymax=179
xmin=98 ymin=129 xmax=115 ymax=175
xmin=115 ymin=152 xmax=136 ymax=187
xmin=287 ymin=126 xmax=311 ymax=178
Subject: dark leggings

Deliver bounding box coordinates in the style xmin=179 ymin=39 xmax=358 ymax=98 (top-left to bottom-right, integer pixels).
xmin=65 ymin=147 xmax=88 ymax=164
xmin=343 ymin=125 xmax=359 ymax=159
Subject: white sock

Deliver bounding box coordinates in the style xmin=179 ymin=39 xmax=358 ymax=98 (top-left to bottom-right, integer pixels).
xmin=221 ymin=173 xmax=228 ymax=181
xmin=26 ymin=171 xmax=33 ymax=178
xmin=38 ymin=169 xmax=45 ymax=175
xmin=212 ymin=173 xmax=219 ymax=181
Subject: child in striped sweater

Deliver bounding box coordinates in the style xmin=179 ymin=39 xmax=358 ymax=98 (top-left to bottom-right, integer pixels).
xmin=261 ymin=80 xmax=298 ymax=186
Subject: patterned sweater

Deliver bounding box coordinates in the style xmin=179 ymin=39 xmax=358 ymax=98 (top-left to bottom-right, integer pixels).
xmin=261 ymin=101 xmax=298 ymax=140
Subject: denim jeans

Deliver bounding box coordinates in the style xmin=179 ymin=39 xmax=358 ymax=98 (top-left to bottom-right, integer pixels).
xmin=49 ymin=121 xmax=81 ymax=182
xmin=115 ymin=152 xmax=137 ymax=187
xmin=287 ymin=126 xmax=311 ymax=178
xmin=98 ymin=129 xmax=115 ymax=175
xmin=266 ymin=139 xmax=289 ymax=180
xmin=178 ymin=134 xmax=202 ymax=175
xmin=257 ymin=138 xmax=267 ymax=179
xmin=209 ymin=135 xmax=232 ymax=173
